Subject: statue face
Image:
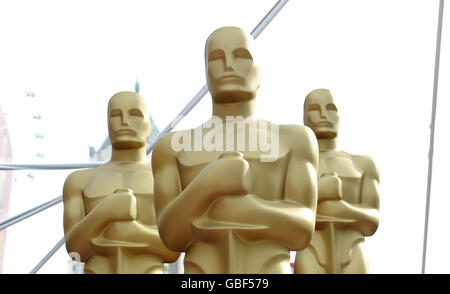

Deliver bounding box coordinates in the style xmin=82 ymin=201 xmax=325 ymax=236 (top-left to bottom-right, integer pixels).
xmin=107 ymin=92 xmax=150 ymax=150
xmin=205 ymin=27 xmax=260 ymax=103
xmin=304 ymin=89 xmax=340 ymax=139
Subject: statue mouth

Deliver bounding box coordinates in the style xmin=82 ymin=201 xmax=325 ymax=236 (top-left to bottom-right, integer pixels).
xmin=315 ymin=121 xmax=332 ymax=127
xmin=217 ymin=75 xmax=243 ymax=83
xmin=115 ymin=129 xmax=136 ymax=136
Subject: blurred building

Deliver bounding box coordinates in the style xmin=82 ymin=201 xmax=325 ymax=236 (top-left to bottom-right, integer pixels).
xmin=0 ymin=90 xmax=80 ymax=273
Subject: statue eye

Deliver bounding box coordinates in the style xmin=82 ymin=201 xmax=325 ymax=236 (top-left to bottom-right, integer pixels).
xmin=208 ymin=50 xmax=224 ymax=61
xmin=308 ymin=104 xmax=320 ymax=111
xmin=327 ymin=104 xmax=338 ymax=111
xmin=110 ymin=109 xmax=122 ymax=117
xmin=129 ymin=108 xmax=144 ymax=117
xmin=233 ymin=48 xmax=252 ymax=59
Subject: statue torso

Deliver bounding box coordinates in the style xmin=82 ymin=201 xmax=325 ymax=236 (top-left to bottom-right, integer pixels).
xmin=80 ymin=163 xmax=162 ymax=274
xmin=312 ymin=150 xmax=366 ymax=271
xmin=175 ymin=122 xmax=293 ymax=273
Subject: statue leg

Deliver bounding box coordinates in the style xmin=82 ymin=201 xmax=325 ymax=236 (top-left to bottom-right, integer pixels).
xmin=341 ymin=243 xmax=368 ymax=274
xmin=84 ymin=255 xmax=113 ymax=274
xmin=184 ymin=261 xmax=207 ymax=274
xmin=294 ymin=247 xmax=326 ymax=274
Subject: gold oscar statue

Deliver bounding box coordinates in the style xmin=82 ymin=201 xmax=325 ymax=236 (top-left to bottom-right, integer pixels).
xmin=63 ymin=91 xmax=179 ymax=274
xmin=152 ymin=27 xmax=319 ymax=274
xmin=295 ymin=89 xmax=380 ymax=274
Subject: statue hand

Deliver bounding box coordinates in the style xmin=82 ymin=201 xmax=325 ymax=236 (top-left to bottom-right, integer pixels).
xmin=318 ymin=172 xmax=343 ymax=203
xmin=317 ymin=199 xmax=351 ymax=219
xmin=100 ymin=188 xmax=138 ymax=222
xmin=201 ymin=151 xmax=252 ymax=199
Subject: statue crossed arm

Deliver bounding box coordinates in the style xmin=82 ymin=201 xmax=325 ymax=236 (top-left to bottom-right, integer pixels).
xmin=63 ymin=172 xmax=136 ymax=261
xmin=317 ymin=156 xmax=380 ymax=236
xmin=63 ymin=170 xmax=179 ymax=263
xmin=152 ymin=125 xmax=318 ymax=252
xmin=152 ymin=133 xmax=253 ymax=252
xmin=203 ymin=126 xmax=319 ymax=250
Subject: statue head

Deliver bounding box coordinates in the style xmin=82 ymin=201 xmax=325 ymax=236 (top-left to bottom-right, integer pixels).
xmin=205 ymin=26 xmax=261 ymax=103
xmin=303 ymin=89 xmax=340 ymax=139
xmin=107 ymin=91 xmax=151 ymax=150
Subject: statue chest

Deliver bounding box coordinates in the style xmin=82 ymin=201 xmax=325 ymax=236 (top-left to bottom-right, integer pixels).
xmin=176 ymin=149 xmax=290 ymax=201
xmin=319 ymin=154 xmax=363 ymax=204
xmin=82 ymin=169 xmax=154 ymax=214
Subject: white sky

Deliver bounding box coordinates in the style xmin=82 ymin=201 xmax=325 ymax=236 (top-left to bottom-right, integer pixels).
xmin=0 ymin=0 xmax=448 ymax=273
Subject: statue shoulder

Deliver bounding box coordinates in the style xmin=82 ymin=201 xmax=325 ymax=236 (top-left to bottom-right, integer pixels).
xmin=352 ymin=154 xmax=379 ymax=180
xmin=151 ymin=132 xmax=181 ymax=170
xmin=280 ymin=124 xmax=318 ymax=158
xmin=63 ymin=168 xmax=96 ymax=197
xmin=152 ymin=132 xmax=177 ymax=155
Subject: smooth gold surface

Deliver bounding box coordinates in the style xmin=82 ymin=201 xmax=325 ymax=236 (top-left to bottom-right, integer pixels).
xmin=152 ymin=27 xmax=318 ymax=274
xmin=63 ymin=91 xmax=179 ymax=274
xmin=295 ymin=89 xmax=380 ymax=274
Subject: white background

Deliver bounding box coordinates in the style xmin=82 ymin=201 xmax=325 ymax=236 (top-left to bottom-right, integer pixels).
xmin=0 ymin=0 xmax=448 ymax=273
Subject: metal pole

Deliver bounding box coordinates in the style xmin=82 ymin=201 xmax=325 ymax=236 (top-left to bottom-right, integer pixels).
xmin=146 ymin=85 xmax=209 ymax=153
xmin=29 ymin=237 xmax=65 ymax=274
xmin=422 ymin=0 xmax=444 ymax=274
xmin=146 ymin=0 xmax=290 ymax=154
xmin=0 ymin=163 xmax=102 ymax=170
xmin=0 ymin=196 xmax=63 ymax=231
xmin=251 ymin=0 xmax=289 ymax=39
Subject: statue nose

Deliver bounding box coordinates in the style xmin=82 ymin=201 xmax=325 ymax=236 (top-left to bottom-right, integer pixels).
xmin=121 ymin=115 xmax=129 ymax=126
xmin=320 ymin=107 xmax=327 ymax=119
xmin=224 ymin=53 xmax=234 ymax=72
xmin=224 ymin=65 xmax=234 ymax=72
